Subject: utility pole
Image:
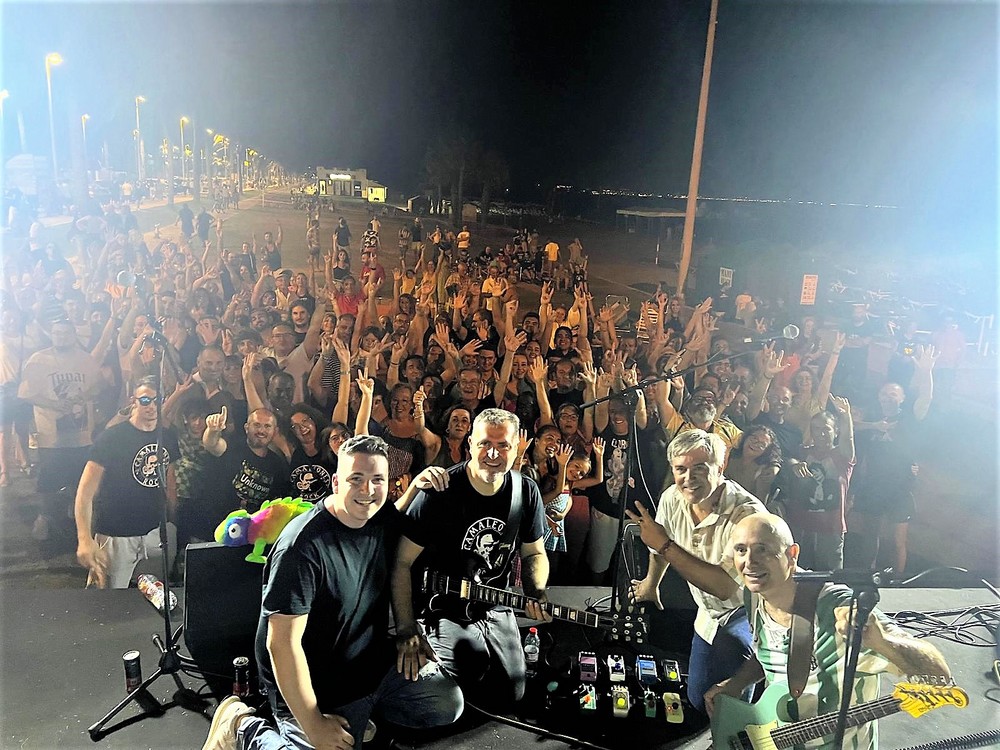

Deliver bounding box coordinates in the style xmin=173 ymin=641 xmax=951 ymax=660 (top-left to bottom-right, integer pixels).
xmin=677 ymin=0 xmax=719 ymax=296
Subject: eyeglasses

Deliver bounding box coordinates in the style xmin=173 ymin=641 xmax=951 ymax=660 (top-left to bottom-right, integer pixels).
xmin=136 ymin=396 xmax=159 ymax=406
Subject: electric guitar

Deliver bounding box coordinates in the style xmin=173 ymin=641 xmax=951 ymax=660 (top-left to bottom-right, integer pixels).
xmin=711 ymin=677 xmax=968 ymax=750
xmin=421 ymin=568 xmax=649 ymax=644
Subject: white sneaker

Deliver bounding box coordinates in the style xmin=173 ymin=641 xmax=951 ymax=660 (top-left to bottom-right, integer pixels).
xmin=202 ymin=695 xmax=254 ymax=750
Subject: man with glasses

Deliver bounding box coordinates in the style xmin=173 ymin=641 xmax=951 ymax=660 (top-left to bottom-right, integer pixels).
xmin=74 ymin=376 xmax=180 ymax=588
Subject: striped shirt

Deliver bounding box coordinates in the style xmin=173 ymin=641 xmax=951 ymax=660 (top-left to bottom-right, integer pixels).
xmin=749 ymin=583 xmax=896 ymax=750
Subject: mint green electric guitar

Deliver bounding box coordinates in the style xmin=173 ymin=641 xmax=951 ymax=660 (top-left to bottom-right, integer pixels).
xmin=711 ymin=677 xmax=968 ymax=750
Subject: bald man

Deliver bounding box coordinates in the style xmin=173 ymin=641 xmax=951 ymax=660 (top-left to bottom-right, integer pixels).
xmin=705 ymin=513 xmax=950 ymax=750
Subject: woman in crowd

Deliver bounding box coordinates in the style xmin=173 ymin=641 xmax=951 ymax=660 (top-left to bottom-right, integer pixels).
xmin=725 ymin=425 xmax=782 ymax=503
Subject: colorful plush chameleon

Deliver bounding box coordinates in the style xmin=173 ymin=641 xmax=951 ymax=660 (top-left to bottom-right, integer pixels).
xmin=215 ymin=497 xmax=315 ymax=563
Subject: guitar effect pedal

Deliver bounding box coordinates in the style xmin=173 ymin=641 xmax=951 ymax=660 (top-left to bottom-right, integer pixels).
xmin=643 ymin=689 xmax=658 ymax=718
xmin=661 ymin=659 xmax=682 ymax=684
xmin=635 ymin=655 xmax=658 ymax=685
xmin=607 ymin=654 xmax=626 ymax=683
xmin=663 ymin=692 xmax=683 ymax=723
xmin=578 ymin=652 xmax=598 ymax=683
xmin=578 ymin=683 xmax=597 ymax=711
xmin=611 ymin=685 xmax=630 ymax=717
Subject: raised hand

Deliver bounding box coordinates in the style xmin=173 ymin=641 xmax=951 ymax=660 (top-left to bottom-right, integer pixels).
xmin=412 ymin=385 xmax=426 ymax=414
xmin=475 ymin=320 xmax=490 ymax=341
xmin=459 ymin=339 xmax=483 ymax=359
xmin=539 ymin=281 xmax=554 ymax=306
xmin=829 ymin=394 xmax=851 ymax=415
xmin=914 ymin=344 xmax=939 ymax=371
xmin=504 ymin=329 xmax=528 ymax=353
xmin=205 ymin=405 xmax=228 ymax=433
xmin=579 ymin=361 xmax=597 ymax=388
xmin=622 ymin=365 xmax=639 ymax=388
xmin=529 ymin=356 xmax=548 ymax=384
xmin=555 ymin=443 xmax=574 ymax=466
xmin=592 ymin=436 xmax=606 ymax=457
xmin=356 ymin=366 xmax=375 ymax=398
xmin=762 ymin=348 xmax=789 ymax=379
xmin=831 ymin=331 xmax=846 ymax=355
xmin=332 ymin=336 xmax=352 ymax=364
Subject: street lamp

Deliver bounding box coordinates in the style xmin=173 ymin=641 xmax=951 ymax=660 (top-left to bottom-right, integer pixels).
xmin=179 ymin=116 xmax=189 ymax=183
xmin=45 ymin=52 xmax=63 ymax=180
xmin=134 ymin=95 xmax=146 ymax=180
xmin=81 ymin=113 xmax=90 ymax=170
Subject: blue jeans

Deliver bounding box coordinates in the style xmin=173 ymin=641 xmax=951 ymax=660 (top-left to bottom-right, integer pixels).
xmin=424 ymin=608 xmax=526 ymax=707
xmin=686 ymin=610 xmax=754 ymax=713
xmin=239 ymin=662 xmax=463 ymax=749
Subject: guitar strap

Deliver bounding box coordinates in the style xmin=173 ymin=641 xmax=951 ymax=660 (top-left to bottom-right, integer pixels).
xmin=748 ymin=580 xmax=824 ymax=702
xmin=787 ymin=580 xmax=824 ymax=699
xmin=498 ymin=469 xmax=524 ymax=555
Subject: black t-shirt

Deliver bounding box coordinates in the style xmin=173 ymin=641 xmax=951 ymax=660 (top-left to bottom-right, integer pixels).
xmin=548 ymin=387 xmax=583 ymax=412
xmin=256 ymin=502 xmax=401 ymax=716
xmin=90 ymin=422 xmax=180 ymax=537
xmin=404 ymin=463 xmax=545 ymax=594
xmin=289 ymin=446 xmax=335 ymax=502
xmin=587 ymin=426 xmax=633 ymax=516
xmin=753 ymin=413 xmax=804 ymax=461
xmin=210 ymin=440 xmax=291 ymax=513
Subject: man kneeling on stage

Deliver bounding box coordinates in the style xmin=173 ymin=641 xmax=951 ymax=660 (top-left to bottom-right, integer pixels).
xmin=704 ymin=513 xmax=950 ymax=750
xmin=202 ymin=435 xmax=463 ymax=750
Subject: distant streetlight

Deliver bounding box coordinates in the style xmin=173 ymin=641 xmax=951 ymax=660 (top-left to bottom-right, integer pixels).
xmin=81 ymin=113 xmax=90 ymax=167
xmin=45 ymin=52 xmax=63 ymax=180
xmin=134 ymin=95 xmax=146 ymax=180
xmin=179 ymin=116 xmax=189 ymax=182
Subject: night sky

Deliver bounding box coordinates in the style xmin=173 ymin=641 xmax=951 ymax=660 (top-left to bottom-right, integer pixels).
xmin=2 ymin=1 xmax=996 ymax=245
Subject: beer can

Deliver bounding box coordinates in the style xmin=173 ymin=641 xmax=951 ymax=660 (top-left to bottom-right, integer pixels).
xmin=123 ymin=650 xmax=142 ymax=693
xmin=233 ymin=656 xmax=250 ymax=698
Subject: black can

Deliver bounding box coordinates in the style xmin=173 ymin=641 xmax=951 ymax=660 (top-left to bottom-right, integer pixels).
xmin=123 ymin=650 xmax=142 ymax=694
xmin=232 ymin=656 xmax=250 ymax=698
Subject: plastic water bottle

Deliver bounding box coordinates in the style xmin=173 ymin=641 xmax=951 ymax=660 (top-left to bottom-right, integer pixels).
xmin=523 ymin=627 xmax=540 ymax=677
xmin=137 ymin=574 xmax=178 ymax=611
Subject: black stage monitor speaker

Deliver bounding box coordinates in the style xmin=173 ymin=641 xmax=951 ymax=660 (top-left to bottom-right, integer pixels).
xmin=184 ymin=542 xmax=264 ymax=694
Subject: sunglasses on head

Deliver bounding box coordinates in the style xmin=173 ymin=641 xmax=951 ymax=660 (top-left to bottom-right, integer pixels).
xmin=136 ymin=395 xmax=159 ymax=406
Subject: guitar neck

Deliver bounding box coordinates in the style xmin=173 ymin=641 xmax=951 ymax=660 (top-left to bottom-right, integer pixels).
xmin=770 ymin=695 xmax=900 ymax=748
xmin=470 ymin=582 xmax=604 ymax=629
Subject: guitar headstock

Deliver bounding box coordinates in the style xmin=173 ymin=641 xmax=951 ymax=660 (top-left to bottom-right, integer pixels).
xmin=892 ymin=677 xmax=969 ymax=718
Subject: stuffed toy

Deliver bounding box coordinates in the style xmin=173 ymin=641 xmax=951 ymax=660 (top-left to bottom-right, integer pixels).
xmin=214 ymin=496 xmax=315 ymax=563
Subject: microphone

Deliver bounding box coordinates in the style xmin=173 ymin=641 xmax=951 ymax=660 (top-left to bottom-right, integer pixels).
xmin=742 ymin=324 xmax=800 ymax=345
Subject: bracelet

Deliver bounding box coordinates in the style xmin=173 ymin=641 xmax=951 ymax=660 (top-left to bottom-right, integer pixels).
xmin=657 ymin=539 xmax=674 ymax=557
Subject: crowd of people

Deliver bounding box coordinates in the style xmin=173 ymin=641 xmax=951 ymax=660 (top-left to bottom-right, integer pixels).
xmin=0 ymin=196 xmax=958 ymax=750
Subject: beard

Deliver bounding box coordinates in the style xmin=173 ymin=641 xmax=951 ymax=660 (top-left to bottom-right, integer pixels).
xmin=685 ymin=404 xmax=717 ymax=424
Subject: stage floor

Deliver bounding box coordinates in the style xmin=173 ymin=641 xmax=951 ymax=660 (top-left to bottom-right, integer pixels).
xmin=1 ymin=586 xmax=996 ymax=749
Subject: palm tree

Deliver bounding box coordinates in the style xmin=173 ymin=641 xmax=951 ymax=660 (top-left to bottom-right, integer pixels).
xmin=478 ymin=150 xmax=509 ymax=226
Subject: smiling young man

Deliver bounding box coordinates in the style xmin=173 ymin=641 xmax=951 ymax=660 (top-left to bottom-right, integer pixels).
xmin=203 ymin=435 xmax=463 ymax=750
xmin=391 ymin=408 xmax=551 ymax=708
xmin=627 ymin=429 xmax=766 ymax=713
xmin=703 ymin=513 xmax=950 ymax=750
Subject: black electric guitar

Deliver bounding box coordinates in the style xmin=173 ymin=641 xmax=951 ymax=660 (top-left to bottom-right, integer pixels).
xmin=421 ymin=568 xmax=649 ymax=645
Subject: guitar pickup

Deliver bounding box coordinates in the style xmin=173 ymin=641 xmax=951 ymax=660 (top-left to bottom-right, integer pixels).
xmin=636 ymin=655 xmax=658 ymax=685
xmin=607 ymin=654 xmax=626 ymax=683
xmin=578 ymin=652 xmax=597 ymax=683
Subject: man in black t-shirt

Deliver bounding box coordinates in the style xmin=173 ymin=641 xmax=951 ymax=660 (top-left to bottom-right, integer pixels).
xmin=202 ymin=405 xmax=291 ymax=514
xmin=202 ymin=436 xmax=462 ymax=750
xmin=75 ymin=377 xmax=179 ymax=589
xmin=393 ymin=408 xmax=550 ymax=708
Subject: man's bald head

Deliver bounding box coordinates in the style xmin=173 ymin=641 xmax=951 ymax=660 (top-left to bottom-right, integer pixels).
xmin=733 ymin=512 xmax=795 ymax=549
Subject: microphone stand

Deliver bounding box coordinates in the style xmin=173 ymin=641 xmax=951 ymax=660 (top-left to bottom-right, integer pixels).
xmin=87 ymin=340 xmax=207 ymax=740
xmin=575 ymin=332 xmax=796 ymax=634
